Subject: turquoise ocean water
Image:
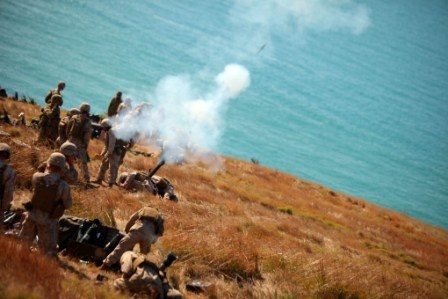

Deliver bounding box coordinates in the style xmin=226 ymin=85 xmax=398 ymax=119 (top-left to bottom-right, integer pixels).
xmin=1 ymin=0 xmax=447 ymax=229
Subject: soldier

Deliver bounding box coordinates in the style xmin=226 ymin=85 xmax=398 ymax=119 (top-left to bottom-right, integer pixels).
xmin=107 ymin=91 xmax=122 ymax=117
xmin=45 ymin=81 xmax=65 ymax=106
xmin=0 ymin=143 xmax=17 ymax=228
xmin=20 ymin=153 xmax=72 ymax=257
xmin=38 ymin=94 xmax=62 ymax=146
xmin=118 ymin=171 xmax=178 ymax=201
xmin=92 ymin=118 xmax=129 ymax=187
xmin=37 ymin=141 xmax=78 ymax=184
xmin=56 ymin=108 xmax=80 ymax=146
xmin=100 ymin=206 xmax=164 ymax=269
xmin=113 ymin=251 xmax=183 ymax=299
xmin=66 ymin=102 xmax=92 ymax=187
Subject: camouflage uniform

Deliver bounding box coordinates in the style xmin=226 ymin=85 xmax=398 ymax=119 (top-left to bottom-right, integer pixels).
xmin=102 ymin=207 xmax=163 ymax=267
xmin=94 ymin=119 xmax=128 ymax=186
xmin=38 ymin=95 xmax=61 ymax=145
xmin=107 ymin=91 xmax=122 ymax=117
xmin=20 ymin=153 xmax=72 ymax=256
xmin=44 ymin=81 xmax=65 ymax=106
xmin=118 ymin=171 xmax=152 ymax=192
xmin=151 ymin=175 xmax=177 ymax=201
xmin=66 ymin=103 xmax=92 ymax=184
xmin=118 ymin=172 xmax=177 ymax=201
xmin=113 ymin=251 xmax=164 ymax=298
xmin=56 ymin=108 xmax=80 ymax=146
xmin=37 ymin=142 xmax=79 ymax=184
xmin=0 ymin=144 xmax=17 ymax=225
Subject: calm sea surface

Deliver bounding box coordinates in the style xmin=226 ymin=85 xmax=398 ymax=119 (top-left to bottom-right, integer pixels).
xmin=1 ymin=0 xmax=447 ymax=229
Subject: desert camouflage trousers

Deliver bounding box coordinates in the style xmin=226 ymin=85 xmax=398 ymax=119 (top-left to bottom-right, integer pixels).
xmin=102 ymin=221 xmax=157 ymax=267
xmin=69 ymin=138 xmax=90 ymax=182
xmin=20 ymin=209 xmax=59 ymax=257
xmin=96 ymin=151 xmax=122 ymax=185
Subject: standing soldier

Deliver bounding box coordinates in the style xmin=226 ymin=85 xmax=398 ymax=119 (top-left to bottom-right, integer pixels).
xmin=92 ymin=118 xmax=129 ymax=187
xmin=100 ymin=206 xmax=164 ymax=270
xmin=20 ymin=153 xmax=72 ymax=257
xmin=56 ymin=108 xmax=80 ymax=146
xmin=38 ymin=94 xmax=62 ymax=147
xmin=66 ymin=102 xmax=92 ymax=188
xmin=107 ymin=91 xmax=122 ymax=117
xmin=0 ymin=143 xmax=16 ymax=228
xmin=45 ymin=81 xmax=65 ymax=106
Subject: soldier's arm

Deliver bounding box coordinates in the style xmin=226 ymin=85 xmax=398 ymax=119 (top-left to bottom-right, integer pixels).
xmin=44 ymin=90 xmax=52 ymax=103
xmin=65 ymin=118 xmax=73 ymax=138
xmin=124 ymin=210 xmax=140 ymax=233
xmin=62 ymin=166 xmax=78 ymax=184
xmin=83 ymin=121 xmax=92 ymax=146
xmin=59 ymin=181 xmax=73 ymax=210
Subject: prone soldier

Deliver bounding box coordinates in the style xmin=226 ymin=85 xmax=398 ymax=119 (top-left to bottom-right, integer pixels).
xmin=113 ymin=251 xmax=182 ymax=299
xmin=118 ymin=172 xmax=177 ymax=201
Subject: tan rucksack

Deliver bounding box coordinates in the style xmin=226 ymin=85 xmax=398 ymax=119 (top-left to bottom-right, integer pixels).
xmin=67 ymin=114 xmax=86 ymax=139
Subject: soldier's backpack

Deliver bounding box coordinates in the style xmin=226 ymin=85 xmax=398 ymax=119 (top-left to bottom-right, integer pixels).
xmin=38 ymin=106 xmax=52 ymax=128
xmin=138 ymin=207 xmax=164 ymax=236
xmin=58 ymin=116 xmax=69 ymax=140
xmin=67 ymin=114 xmax=86 ymax=139
xmin=30 ymin=173 xmax=63 ymax=218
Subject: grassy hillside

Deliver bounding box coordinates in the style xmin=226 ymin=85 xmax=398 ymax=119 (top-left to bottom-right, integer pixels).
xmin=0 ymin=97 xmax=447 ymax=298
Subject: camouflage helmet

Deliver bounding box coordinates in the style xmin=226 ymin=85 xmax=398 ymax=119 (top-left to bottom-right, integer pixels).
xmin=60 ymin=141 xmax=78 ymax=157
xmin=100 ymin=118 xmax=111 ymax=128
xmin=58 ymin=81 xmax=66 ymax=88
xmin=79 ymin=102 xmax=90 ymax=113
xmin=0 ymin=143 xmax=11 ymax=159
xmin=68 ymin=108 xmax=80 ymax=117
xmin=47 ymin=152 xmax=66 ymax=169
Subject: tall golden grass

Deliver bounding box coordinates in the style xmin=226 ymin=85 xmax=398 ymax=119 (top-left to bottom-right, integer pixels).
xmin=0 ymin=97 xmax=447 ymax=298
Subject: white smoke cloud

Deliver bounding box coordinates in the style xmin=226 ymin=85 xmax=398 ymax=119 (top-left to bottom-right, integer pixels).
xmin=226 ymin=0 xmax=370 ymax=58
xmin=112 ymin=0 xmax=369 ymax=169
xmin=112 ymin=64 xmax=250 ymax=165
xmin=237 ymin=0 xmax=370 ymax=34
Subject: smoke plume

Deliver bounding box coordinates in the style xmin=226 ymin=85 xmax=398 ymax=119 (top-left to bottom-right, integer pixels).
xmin=112 ymin=64 xmax=250 ymax=165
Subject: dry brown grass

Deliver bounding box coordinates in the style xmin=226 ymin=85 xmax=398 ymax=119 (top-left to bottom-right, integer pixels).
xmin=0 ymin=98 xmax=447 ymax=298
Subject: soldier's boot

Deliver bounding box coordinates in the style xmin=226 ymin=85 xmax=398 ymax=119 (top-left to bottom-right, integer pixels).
xmin=92 ymin=172 xmax=106 ymax=184
xmin=91 ymin=178 xmax=103 ymax=184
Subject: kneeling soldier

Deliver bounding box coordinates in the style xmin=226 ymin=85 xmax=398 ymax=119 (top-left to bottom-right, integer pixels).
xmin=100 ymin=206 xmax=164 ymax=269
